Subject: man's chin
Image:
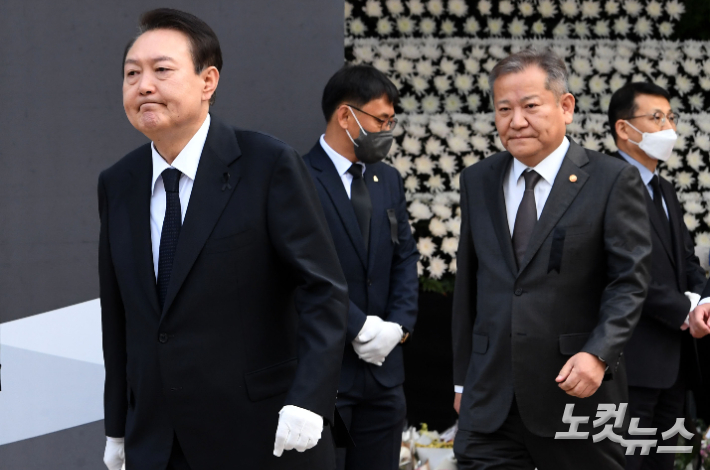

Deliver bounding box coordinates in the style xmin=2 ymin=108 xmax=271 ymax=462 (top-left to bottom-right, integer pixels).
xmin=132 ymin=112 xmax=166 ymax=134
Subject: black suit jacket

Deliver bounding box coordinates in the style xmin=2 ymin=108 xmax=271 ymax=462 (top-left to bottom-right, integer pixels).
xmin=452 ymin=139 xmax=652 ymax=437
xmin=303 ymin=142 xmax=419 ymax=393
xmin=611 ymin=153 xmax=706 ymax=390
xmin=99 ymin=117 xmax=349 ymax=470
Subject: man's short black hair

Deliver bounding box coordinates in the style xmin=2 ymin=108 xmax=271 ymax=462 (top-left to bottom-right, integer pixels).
xmin=608 ymin=82 xmax=671 ymax=143
xmin=122 ymin=8 xmax=222 ymax=104
xmin=321 ymin=65 xmax=399 ymax=122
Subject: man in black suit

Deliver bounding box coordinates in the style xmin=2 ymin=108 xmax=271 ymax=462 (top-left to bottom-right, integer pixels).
xmin=452 ymin=49 xmax=652 ymax=469
xmin=608 ymin=82 xmax=707 ymax=470
xmin=302 ymin=65 xmax=419 ymax=470
xmin=100 ymin=9 xmax=348 ymax=470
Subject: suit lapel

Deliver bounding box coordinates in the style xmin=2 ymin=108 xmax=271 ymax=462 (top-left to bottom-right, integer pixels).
xmin=365 ymin=165 xmax=385 ymax=271
xmin=310 ymin=145 xmax=368 ymax=268
xmin=483 ymin=153 xmax=518 ymax=276
xmin=517 ymin=141 xmax=589 ymax=275
xmin=128 ymin=149 xmax=161 ymax=316
xmin=160 ymin=119 xmax=242 ymax=320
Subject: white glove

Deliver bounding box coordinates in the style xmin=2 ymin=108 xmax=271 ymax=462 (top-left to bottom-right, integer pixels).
xmin=684 ymin=292 xmax=701 ymax=328
xmin=103 ymin=436 xmax=125 ymax=470
xmin=273 ymin=405 xmax=323 ymax=457
xmin=352 ymin=316 xmax=403 ymax=366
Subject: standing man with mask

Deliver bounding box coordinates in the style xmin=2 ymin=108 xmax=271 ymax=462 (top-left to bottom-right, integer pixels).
xmin=100 ymin=8 xmax=348 ymax=470
xmin=302 ymin=65 xmax=419 ymax=470
xmin=452 ymin=49 xmax=652 ymax=469
xmin=608 ymin=82 xmax=707 ymax=470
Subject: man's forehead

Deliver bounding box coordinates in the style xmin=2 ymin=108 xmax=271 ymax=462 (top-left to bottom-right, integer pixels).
xmin=634 ymin=93 xmax=671 ymax=112
xmin=125 ymin=29 xmax=191 ymax=61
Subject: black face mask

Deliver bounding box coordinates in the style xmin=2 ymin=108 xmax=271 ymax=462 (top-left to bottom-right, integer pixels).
xmin=345 ymin=106 xmax=394 ymax=164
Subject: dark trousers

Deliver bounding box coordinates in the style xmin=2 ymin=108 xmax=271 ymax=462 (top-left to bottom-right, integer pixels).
xmin=166 ymin=434 xmax=191 ymax=470
xmin=454 ymin=398 xmax=626 ymax=470
xmin=625 ymin=374 xmax=686 ymax=470
xmin=335 ymin=365 xmax=406 ymax=470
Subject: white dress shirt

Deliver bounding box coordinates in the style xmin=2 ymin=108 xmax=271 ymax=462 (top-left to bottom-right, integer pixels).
xmin=320 ymin=134 xmax=364 ymax=198
xmin=618 ymin=150 xmax=668 ymax=217
xmin=150 ymin=114 xmax=211 ymax=278
xmin=455 ymin=137 xmax=571 ymax=394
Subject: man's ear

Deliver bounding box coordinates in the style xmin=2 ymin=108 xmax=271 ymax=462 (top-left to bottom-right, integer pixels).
xmin=201 ymin=66 xmax=220 ymax=102
xmin=560 ymin=93 xmax=575 ymax=125
xmin=615 ymin=120 xmax=630 ymax=142
xmin=335 ymin=105 xmax=351 ymax=130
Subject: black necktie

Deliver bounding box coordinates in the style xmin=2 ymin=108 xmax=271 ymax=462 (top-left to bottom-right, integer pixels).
xmin=650 ymin=175 xmax=672 ymax=240
xmin=347 ymin=164 xmax=372 ymax=251
xmin=157 ymin=168 xmax=182 ymax=309
xmin=512 ymin=170 xmax=542 ymax=268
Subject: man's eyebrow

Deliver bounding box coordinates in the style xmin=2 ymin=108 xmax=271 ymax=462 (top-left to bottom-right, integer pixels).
xmin=520 ymin=95 xmax=541 ymax=101
xmin=124 ymin=56 xmax=176 ymax=66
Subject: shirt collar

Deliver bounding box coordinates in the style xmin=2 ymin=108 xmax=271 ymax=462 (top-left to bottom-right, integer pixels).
xmin=511 ymin=136 xmax=570 ymax=186
xmin=151 ymin=114 xmax=211 ymax=195
xmin=618 ymin=149 xmax=656 ymax=186
xmin=319 ymin=134 xmax=365 ymax=176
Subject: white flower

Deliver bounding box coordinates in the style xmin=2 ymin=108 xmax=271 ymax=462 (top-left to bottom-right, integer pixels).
xmin=444 ymin=44 xmax=465 ymax=59
xmin=463 ymin=154 xmax=480 ymax=167
xmin=429 ymin=217 xmax=448 ymax=236
xmin=553 ymin=21 xmax=570 ymax=38
xmin=434 ymin=75 xmax=451 ymax=93
xmin=408 ymin=124 xmax=428 ymax=138
xmin=658 ymin=22 xmax=673 ymax=37
xmin=675 ymin=75 xmax=693 ymax=95
xmin=483 ymin=58 xmax=497 ymax=72
xmin=344 ymin=2 xmax=354 ymax=18
xmin=471 ymin=135 xmax=490 ymax=152
xmin=613 ymin=57 xmax=634 ymax=75
xmin=646 ymin=0 xmax=662 ymax=17
xmin=432 ymin=203 xmax=452 ymax=219
xmin=487 ymin=17 xmax=504 ymax=35
xmin=635 ymin=58 xmax=653 ymax=75
xmin=422 ymin=95 xmax=440 ymax=113
xmin=349 ymin=18 xmax=367 ymax=35
xmin=440 ymin=59 xmax=458 ymax=76
xmin=397 ymin=17 xmax=416 ymax=34
xmin=618 ymin=44 xmax=633 ymax=58
xmin=453 ymin=125 xmax=471 ymax=140
xmin=444 ymin=95 xmax=463 ymax=112
xmin=428 ymin=257 xmax=447 ymax=279
xmin=581 ymin=0 xmax=601 ymax=17
xmin=419 ymin=18 xmax=437 ymax=35
xmin=574 ymin=21 xmax=590 ymax=37
xmin=408 ymin=0 xmax=425 ymax=15
xmin=539 ymin=0 xmax=557 ymax=17
xmin=599 ymin=94 xmax=612 ymax=112
xmin=499 ymin=0 xmax=514 ymax=15
xmin=379 ymin=44 xmax=398 ymax=58
xmin=450 ymin=174 xmax=461 ymax=190
xmin=394 ymin=58 xmax=414 ymax=76
xmin=684 ymin=200 xmax=705 ymax=214
xmin=701 ymin=78 xmax=710 ymax=91
xmin=415 ymin=155 xmax=435 ymax=174
xmin=449 ymin=258 xmax=458 ymax=273
xmin=669 ymin=96 xmax=682 ymax=111
xmin=464 ymin=17 xmax=481 ymax=34
xmin=572 ymin=58 xmax=593 ymax=76
xmin=666 ymin=0 xmax=685 ymax=20
xmin=410 ymin=201 xmax=433 ymax=221
xmin=689 ymin=93 xmax=704 ymax=111
xmin=448 ymin=0 xmax=468 ymax=16
xmin=425 ymin=174 xmax=445 ymax=193
xmin=613 ymin=17 xmax=630 ymax=35
xmin=519 ymin=1 xmax=534 ymax=16
xmin=604 ymin=75 xmax=624 ymax=95
xmin=377 ymin=18 xmax=394 ymax=35
xmin=589 ymin=75 xmax=607 ymax=94
xmin=477 ymin=74 xmax=491 ymax=92
xmin=509 ymin=18 xmax=527 ymax=36
xmin=576 ymin=95 xmax=595 ymax=112
xmin=455 ymin=74 xmax=474 ymax=93
xmin=421 ymin=43 xmax=441 ymax=60
xmin=684 ymin=43 xmax=704 ymax=59
xmin=470 ymin=46 xmax=487 ymax=60
xmin=696 ymin=232 xmax=710 ymax=248
xmin=465 ymin=59 xmax=481 ymax=75
xmin=391 ymin=155 xmax=413 ymax=176
xmin=682 ymin=60 xmax=700 ymax=77
xmin=602 ymin=134 xmax=618 ymax=152
xmin=478 ymin=0 xmax=493 ymax=15
xmin=447 ymin=217 xmax=462 ymax=236
xmin=411 ymin=76 xmax=429 ymax=94
xmin=699 ymin=171 xmax=710 ymax=188
xmin=386 ymin=0 xmax=405 ymax=15
xmin=531 ymin=20 xmax=546 ymax=35
xmin=473 ymin=118 xmax=495 ymax=134
xmin=467 ymin=94 xmax=482 ymax=111
xmin=425 ymin=137 xmax=444 ymax=155
xmin=403 ymin=136 xmax=422 ymax=155
xmin=418 ymin=237 xmax=436 ymax=258
xmin=405 ymin=175 xmax=420 ymax=192
xmin=441 ymin=237 xmax=459 ymax=255
xmin=605 ymin=1 xmax=620 ymax=14
xmin=399 ymin=95 xmax=419 ymax=112
xmin=427 ymin=0 xmax=444 ymax=15
xmin=676 ymin=121 xmax=693 ymax=136
xmin=676 ymin=171 xmax=694 ymax=190
xmin=560 ymin=0 xmax=579 ymax=17
xmin=489 ymin=45 xmax=508 ymax=59
xmin=686 ymin=151 xmax=704 ymax=171
xmin=592 ymin=57 xmax=612 ymax=74
xmin=624 ymin=0 xmax=642 ymax=16
xmin=568 ymin=74 xmax=586 ymax=94
xmin=365 ymin=0 xmax=383 ymax=17
xmin=634 ymin=16 xmax=652 ymax=36
xmin=583 ymin=135 xmax=601 ymax=152
xmin=665 ymin=152 xmax=683 ymax=170
xmin=695 ymin=134 xmax=710 ymax=151
xmin=417 ymin=261 xmax=424 ymax=276
xmin=429 ymin=120 xmax=450 ymax=138
xmin=658 ymin=59 xmax=678 ymax=76
xmin=593 ymin=19 xmax=610 ymax=36
xmin=447 ymin=135 xmax=470 ymax=152
xmin=684 ymin=214 xmax=700 ymax=232
xmin=639 ymin=46 xmax=659 ymax=59
xmin=353 ymin=46 xmax=375 ymax=63
xmin=439 ymin=154 xmax=458 ymax=174
xmin=417 ymin=60 xmax=435 ymax=77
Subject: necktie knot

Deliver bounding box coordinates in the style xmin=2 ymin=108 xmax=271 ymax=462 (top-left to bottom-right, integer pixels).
xmin=347 ymin=164 xmax=364 ymax=179
xmin=523 ymin=170 xmax=542 ymax=190
xmin=162 ymin=168 xmax=182 ymax=193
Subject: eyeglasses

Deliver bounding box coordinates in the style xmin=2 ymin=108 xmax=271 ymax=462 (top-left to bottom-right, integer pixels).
xmin=346 ymin=104 xmax=398 ymax=131
xmin=626 ymin=111 xmax=680 ymax=128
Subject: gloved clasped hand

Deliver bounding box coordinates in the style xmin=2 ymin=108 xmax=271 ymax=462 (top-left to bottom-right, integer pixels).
xmin=273 ymin=405 xmax=324 ymax=457
xmin=352 ymin=315 xmax=403 ymax=366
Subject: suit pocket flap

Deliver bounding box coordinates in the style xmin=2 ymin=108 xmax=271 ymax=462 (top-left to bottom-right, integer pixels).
xmin=244 ymin=358 xmax=298 ymax=402
xmin=559 ymin=333 xmax=591 ymax=355
xmin=472 ymin=333 xmax=488 ymax=354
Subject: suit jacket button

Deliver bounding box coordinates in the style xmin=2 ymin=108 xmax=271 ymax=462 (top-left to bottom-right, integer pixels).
xmin=514 ymin=288 xmax=523 ymax=296
xmin=367 ymin=279 xmax=372 ymax=286
xmin=159 ymin=333 xmax=168 ymax=343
